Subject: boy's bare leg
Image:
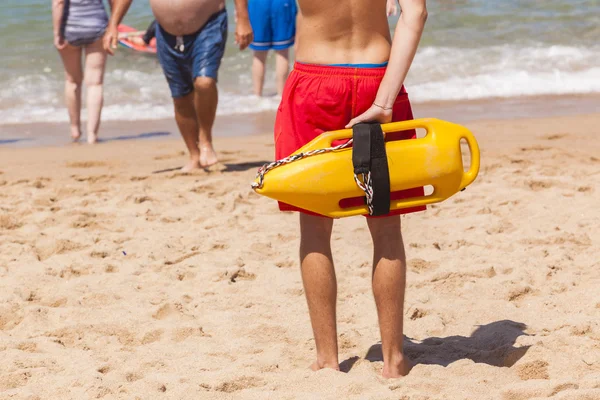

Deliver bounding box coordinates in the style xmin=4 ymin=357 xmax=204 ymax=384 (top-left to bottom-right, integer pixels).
xmin=367 ymin=215 xmax=410 ymax=378
xmin=83 ymin=38 xmax=107 ymax=144
xmin=252 ymin=50 xmax=268 ymax=96
xmin=58 ymin=44 xmax=83 ymax=141
xmin=299 ymin=213 xmax=339 ymax=371
xmin=274 ymin=48 xmax=290 ymax=96
xmin=173 ymin=92 xmax=201 ymax=171
xmin=193 ymin=77 xmax=219 ymax=167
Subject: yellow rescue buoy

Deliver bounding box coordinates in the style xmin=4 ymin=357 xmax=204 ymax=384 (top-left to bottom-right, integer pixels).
xmin=252 ymin=118 xmax=480 ymax=218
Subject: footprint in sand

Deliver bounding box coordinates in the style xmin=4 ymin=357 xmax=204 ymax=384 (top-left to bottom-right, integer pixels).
xmin=275 ymin=258 xmax=295 ymax=268
xmin=520 ymin=145 xmax=551 ymax=152
xmin=515 ymin=360 xmax=549 ymax=380
xmin=0 ymin=215 xmax=22 ymax=230
xmin=125 ymin=372 xmax=143 ymax=382
xmin=154 ymin=151 xmax=185 ymax=160
xmin=217 ymin=267 xmax=257 ymax=283
xmin=0 ymin=371 xmax=32 ymax=392
xmin=214 ymin=376 xmax=266 ymax=393
xmin=172 ymin=327 xmax=211 ymax=342
xmin=35 ymin=239 xmax=86 ymax=261
xmin=152 ymin=303 xmax=189 ymax=320
xmin=408 ymin=307 xmax=429 ymax=320
xmin=542 ymin=133 xmax=569 ymax=140
xmin=66 ymin=161 xmax=107 ymax=168
xmin=506 ymin=285 xmax=533 ymax=302
xmin=97 ymin=365 xmax=111 ymax=375
xmin=0 ymin=304 xmax=25 ymax=331
xmin=408 ymin=258 xmax=439 ymax=273
xmin=141 ymin=329 xmax=164 ymax=344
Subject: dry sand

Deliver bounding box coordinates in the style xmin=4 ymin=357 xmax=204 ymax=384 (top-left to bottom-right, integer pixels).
xmin=0 ymin=113 xmax=599 ymax=399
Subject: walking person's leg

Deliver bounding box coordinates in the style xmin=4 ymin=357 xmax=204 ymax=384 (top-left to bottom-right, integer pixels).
xmin=83 ymin=38 xmax=107 ymax=144
xmin=173 ymin=93 xmax=202 ymax=171
xmin=274 ymin=49 xmax=289 ymax=96
xmin=58 ymin=45 xmax=84 ymax=141
xmin=272 ymin=0 xmax=297 ymax=95
xmin=248 ymin=0 xmax=271 ymax=96
xmin=251 ymin=50 xmax=268 ymax=96
xmin=193 ymin=77 xmax=218 ymax=167
xmin=367 ymin=215 xmax=411 ymax=378
xmin=156 ymin=24 xmax=201 ymax=171
xmin=191 ymin=9 xmax=229 ymax=168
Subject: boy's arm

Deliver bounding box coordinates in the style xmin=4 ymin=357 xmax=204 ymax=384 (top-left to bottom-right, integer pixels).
xmin=233 ymin=0 xmax=253 ymax=50
xmin=52 ymin=0 xmax=67 ymax=49
xmin=346 ymin=0 xmax=427 ymax=127
xmin=103 ymin=0 xmax=134 ymax=55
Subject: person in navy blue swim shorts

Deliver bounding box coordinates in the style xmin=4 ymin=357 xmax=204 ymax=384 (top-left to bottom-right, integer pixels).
xmin=248 ymin=0 xmax=297 ymax=96
xmin=104 ymin=0 xmax=253 ymax=171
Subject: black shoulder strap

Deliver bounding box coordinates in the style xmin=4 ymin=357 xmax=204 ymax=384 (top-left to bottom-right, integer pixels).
xmin=352 ymin=123 xmax=391 ymax=216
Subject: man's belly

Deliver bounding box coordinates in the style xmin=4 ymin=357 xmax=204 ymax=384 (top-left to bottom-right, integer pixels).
xmin=150 ymin=0 xmax=225 ymax=36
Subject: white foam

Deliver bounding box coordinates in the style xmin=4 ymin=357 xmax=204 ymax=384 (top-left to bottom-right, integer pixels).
xmin=1 ymin=44 xmax=599 ymax=125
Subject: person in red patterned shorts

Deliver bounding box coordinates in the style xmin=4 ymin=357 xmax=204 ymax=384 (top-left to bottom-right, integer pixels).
xmin=274 ymin=0 xmax=428 ymax=378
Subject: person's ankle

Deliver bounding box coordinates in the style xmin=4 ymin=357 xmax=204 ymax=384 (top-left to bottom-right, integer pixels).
xmin=382 ymin=352 xmax=411 ymax=378
xmin=315 ymin=355 xmax=339 ymax=370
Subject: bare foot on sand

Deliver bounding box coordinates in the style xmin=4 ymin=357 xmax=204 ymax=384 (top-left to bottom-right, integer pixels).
xmin=87 ymin=133 xmax=98 ymax=144
xmin=310 ymin=360 xmax=340 ymax=372
xmin=382 ymin=354 xmax=412 ymax=378
xmin=181 ymin=158 xmax=202 ymax=172
xmin=71 ymin=127 xmax=82 ymax=142
xmin=199 ymin=144 xmax=218 ymax=168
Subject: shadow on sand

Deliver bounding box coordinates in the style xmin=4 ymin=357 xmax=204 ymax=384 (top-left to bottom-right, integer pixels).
xmin=341 ymin=320 xmax=530 ymax=373
xmin=0 ymin=138 xmax=32 ymax=145
xmin=151 ymin=160 xmax=270 ymax=175
xmin=98 ymin=131 xmax=171 ymax=143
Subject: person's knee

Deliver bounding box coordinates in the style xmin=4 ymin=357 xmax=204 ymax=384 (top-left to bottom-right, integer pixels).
xmin=84 ymin=75 xmax=104 ymax=87
xmin=193 ymin=76 xmax=216 ymax=93
xmin=65 ymin=74 xmax=83 ymax=88
xmin=173 ymin=94 xmax=196 ymax=117
xmin=275 ymin=49 xmax=289 ymax=59
xmin=300 ymin=214 xmax=333 ymax=250
xmin=368 ymin=216 xmax=402 ymax=242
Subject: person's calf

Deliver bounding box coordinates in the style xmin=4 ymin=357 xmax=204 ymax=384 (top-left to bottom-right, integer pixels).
xmin=173 ymin=94 xmax=202 ymax=170
xmin=192 ymin=77 xmax=219 ymax=167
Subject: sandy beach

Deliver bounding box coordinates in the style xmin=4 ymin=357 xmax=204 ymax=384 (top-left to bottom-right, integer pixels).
xmin=1 ymin=112 xmax=599 ymax=399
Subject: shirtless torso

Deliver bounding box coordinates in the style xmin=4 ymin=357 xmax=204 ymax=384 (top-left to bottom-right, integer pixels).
xmin=149 ymin=0 xmax=225 ymax=36
xmin=295 ymin=0 xmax=392 ymax=64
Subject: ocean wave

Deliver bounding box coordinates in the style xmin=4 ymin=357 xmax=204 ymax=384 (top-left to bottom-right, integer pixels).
xmin=1 ymin=44 xmax=599 ymax=125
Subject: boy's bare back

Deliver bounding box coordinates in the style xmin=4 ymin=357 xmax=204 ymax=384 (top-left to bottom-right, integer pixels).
xmin=295 ymin=0 xmax=392 ymax=64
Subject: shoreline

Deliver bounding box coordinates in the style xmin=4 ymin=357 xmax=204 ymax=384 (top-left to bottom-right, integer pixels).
xmin=2 ymin=92 xmax=600 ymax=149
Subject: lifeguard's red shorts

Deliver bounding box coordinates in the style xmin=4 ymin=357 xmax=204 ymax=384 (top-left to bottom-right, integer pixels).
xmin=274 ymin=62 xmax=426 ymax=217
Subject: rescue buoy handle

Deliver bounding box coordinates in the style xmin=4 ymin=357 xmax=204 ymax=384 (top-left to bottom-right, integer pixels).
xmin=459 ymin=130 xmax=480 ymax=191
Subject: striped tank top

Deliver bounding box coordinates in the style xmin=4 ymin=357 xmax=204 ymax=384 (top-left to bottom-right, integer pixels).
xmin=61 ymin=0 xmax=109 ymax=46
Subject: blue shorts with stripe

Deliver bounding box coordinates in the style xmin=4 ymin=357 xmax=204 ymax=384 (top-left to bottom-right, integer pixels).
xmin=248 ymin=0 xmax=297 ymax=51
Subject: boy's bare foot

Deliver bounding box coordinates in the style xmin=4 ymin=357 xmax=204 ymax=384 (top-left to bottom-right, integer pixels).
xmin=71 ymin=127 xmax=82 ymax=141
xmin=181 ymin=158 xmax=202 ymax=172
xmin=199 ymin=144 xmax=218 ymax=167
xmin=87 ymin=132 xmax=98 ymax=144
xmin=382 ymin=354 xmax=412 ymax=378
xmin=310 ymin=360 xmax=340 ymax=372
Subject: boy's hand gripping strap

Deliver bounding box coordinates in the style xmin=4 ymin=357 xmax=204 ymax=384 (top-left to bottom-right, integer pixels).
xmin=352 ymin=123 xmax=391 ymax=216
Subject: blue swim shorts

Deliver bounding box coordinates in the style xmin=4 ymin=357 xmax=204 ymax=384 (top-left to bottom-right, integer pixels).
xmin=156 ymin=8 xmax=228 ymax=98
xmin=249 ymin=0 xmax=297 ymax=51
